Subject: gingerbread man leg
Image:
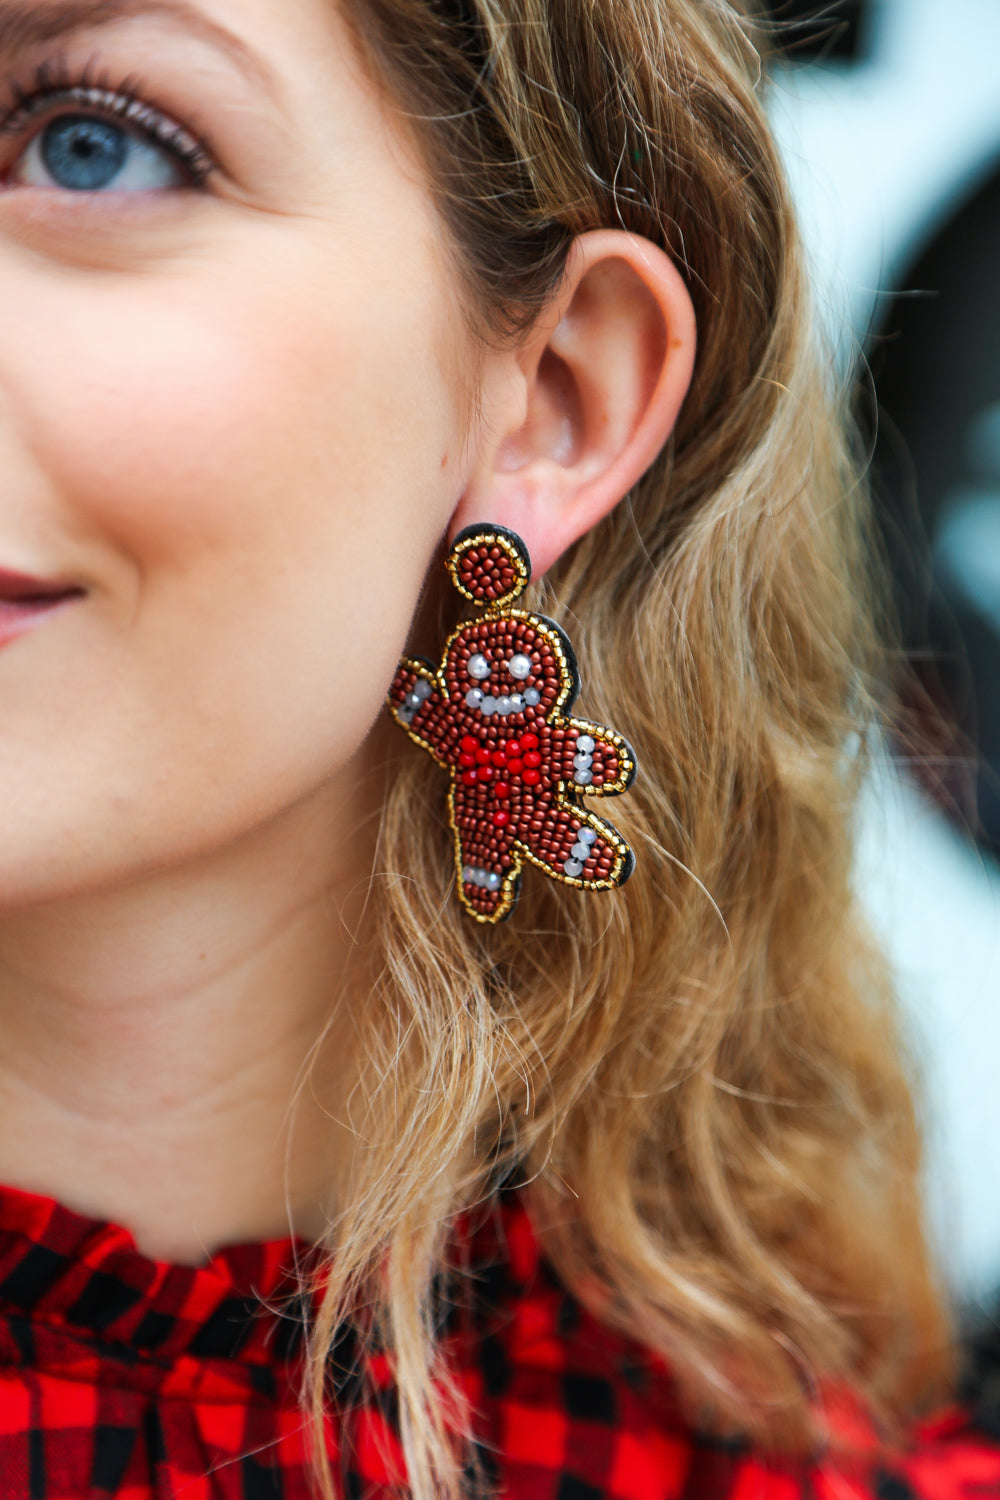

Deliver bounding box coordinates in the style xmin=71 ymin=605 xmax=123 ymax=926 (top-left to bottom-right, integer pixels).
xmin=451 ymin=783 xmax=520 ymax=921
xmin=511 ymin=786 xmax=634 ymax=891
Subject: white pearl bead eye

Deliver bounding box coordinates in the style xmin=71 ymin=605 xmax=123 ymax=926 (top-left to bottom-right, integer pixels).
xmin=507 ymin=653 xmax=531 ymax=680
xmin=467 ymin=653 xmax=490 ymax=680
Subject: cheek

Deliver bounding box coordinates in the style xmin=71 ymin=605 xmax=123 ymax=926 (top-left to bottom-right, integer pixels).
xmin=1 ymin=244 xmax=469 ymax=823
xmin=45 ymin=251 xmax=449 ymax=528
xmin=16 ymin=260 xmax=455 ymax=565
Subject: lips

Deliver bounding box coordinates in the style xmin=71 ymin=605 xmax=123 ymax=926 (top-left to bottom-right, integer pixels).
xmin=0 ymin=568 xmax=84 ymax=643
xmin=0 ymin=569 xmax=83 ymax=604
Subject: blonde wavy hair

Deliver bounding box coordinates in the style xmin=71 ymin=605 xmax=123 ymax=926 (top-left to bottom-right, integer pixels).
xmin=301 ymin=0 xmax=953 ymax=1494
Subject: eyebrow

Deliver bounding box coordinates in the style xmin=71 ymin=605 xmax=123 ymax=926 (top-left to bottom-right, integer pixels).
xmin=0 ymin=0 xmax=278 ymax=94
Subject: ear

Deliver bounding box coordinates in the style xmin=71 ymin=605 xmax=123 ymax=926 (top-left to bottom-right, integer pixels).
xmin=451 ymin=229 xmax=696 ymax=578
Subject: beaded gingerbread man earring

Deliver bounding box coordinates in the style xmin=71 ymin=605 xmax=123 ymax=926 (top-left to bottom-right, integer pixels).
xmin=387 ymin=525 xmax=638 ymax=923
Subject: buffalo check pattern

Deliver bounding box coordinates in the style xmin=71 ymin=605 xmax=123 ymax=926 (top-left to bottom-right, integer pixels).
xmin=0 ymin=1184 xmax=997 ymax=1498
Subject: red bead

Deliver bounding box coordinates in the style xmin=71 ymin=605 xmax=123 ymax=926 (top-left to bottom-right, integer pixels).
xmin=494 ymin=783 xmax=510 ymax=800
xmin=479 ymin=765 xmax=494 ymax=782
xmin=521 ymin=734 xmax=539 ymax=750
xmin=462 ymin=770 xmax=478 ymax=786
xmin=491 ymin=751 xmax=508 ymax=769
xmin=459 ymin=753 xmax=476 ymax=768
xmin=508 ymin=758 xmax=523 ymax=775
xmin=492 ymin=810 xmax=509 ymax=829
xmin=522 ymin=769 xmax=541 ymax=786
xmin=475 ymin=749 xmax=491 ymax=765
xmin=523 ymin=751 xmax=542 ymax=769
xmin=506 ymin=740 xmax=522 ymax=757
xmin=461 ymin=736 xmax=479 ymax=753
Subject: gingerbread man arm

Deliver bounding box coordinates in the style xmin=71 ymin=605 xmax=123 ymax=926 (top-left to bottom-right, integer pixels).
xmin=546 ymin=718 xmax=638 ymax=797
xmin=387 ymin=658 xmax=454 ymax=767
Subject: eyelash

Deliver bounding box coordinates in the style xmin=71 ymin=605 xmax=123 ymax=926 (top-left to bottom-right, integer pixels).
xmin=0 ymin=58 xmax=216 ymax=187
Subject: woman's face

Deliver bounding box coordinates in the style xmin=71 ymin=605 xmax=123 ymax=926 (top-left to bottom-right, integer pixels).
xmin=0 ymin=0 xmax=474 ymax=903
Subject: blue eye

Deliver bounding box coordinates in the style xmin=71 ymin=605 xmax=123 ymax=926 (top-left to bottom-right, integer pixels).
xmin=0 ymin=75 xmax=214 ymax=194
xmin=22 ymin=113 xmax=186 ymax=192
xmin=42 ymin=116 xmax=127 ymax=191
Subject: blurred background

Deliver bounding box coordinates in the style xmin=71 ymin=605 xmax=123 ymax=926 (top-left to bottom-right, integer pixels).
xmin=761 ymin=0 xmax=1000 ymax=1312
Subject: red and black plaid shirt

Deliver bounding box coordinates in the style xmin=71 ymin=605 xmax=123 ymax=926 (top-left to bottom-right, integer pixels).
xmin=0 ymin=1182 xmax=997 ymax=1498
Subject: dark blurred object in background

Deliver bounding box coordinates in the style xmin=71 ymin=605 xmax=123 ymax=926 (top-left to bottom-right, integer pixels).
xmin=870 ymin=166 xmax=1000 ymax=856
xmin=763 ymin=0 xmax=1000 ymax=856
xmin=759 ymin=0 xmax=870 ymax=61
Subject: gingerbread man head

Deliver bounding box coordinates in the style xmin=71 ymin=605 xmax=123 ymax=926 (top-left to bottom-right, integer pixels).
xmin=443 ymin=612 xmax=572 ymax=735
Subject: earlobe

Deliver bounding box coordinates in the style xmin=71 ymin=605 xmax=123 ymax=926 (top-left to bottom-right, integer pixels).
xmin=452 ymin=229 xmax=697 ymax=579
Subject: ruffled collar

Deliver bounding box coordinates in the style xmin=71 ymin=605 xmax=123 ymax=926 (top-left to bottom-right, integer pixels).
xmin=0 ymin=1184 xmax=314 ymax=1403
xmin=0 ymin=1182 xmax=547 ymax=1408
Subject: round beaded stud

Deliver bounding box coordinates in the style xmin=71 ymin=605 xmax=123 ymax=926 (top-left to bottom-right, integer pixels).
xmin=387 ymin=524 xmax=638 ymax=923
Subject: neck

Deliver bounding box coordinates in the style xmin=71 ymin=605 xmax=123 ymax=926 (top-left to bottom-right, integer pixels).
xmin=0 ymin=783 xmax=375 ymax=1263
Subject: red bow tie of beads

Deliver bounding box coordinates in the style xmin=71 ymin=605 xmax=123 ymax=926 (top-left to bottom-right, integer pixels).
xmin=388 ymin=525 xmax=637 ymax=923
